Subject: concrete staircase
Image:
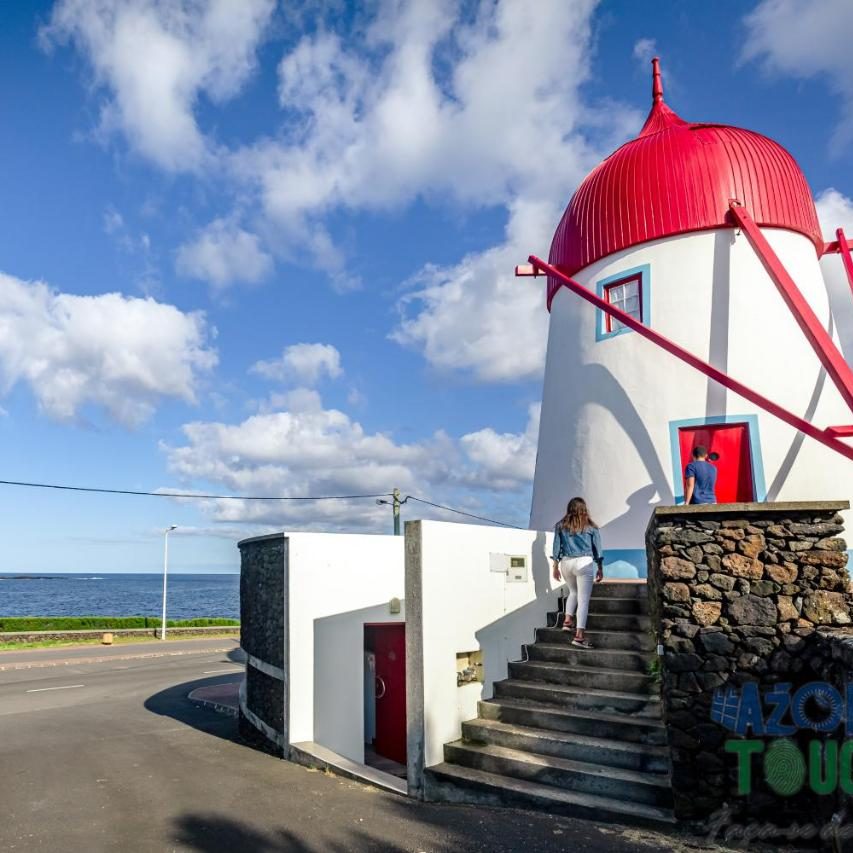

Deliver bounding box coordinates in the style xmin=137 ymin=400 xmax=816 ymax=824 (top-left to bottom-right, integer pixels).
xmin=425 ymin=582 xmax=675 ymax=827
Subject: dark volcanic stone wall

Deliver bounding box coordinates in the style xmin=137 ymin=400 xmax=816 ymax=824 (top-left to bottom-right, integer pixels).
xmin=238 ymin=534 xmax=287 ymax=753
xmin=646 ymin=502 xmax=851 ymax=823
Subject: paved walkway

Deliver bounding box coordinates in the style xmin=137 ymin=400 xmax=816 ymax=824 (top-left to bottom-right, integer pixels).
xmin=189 ymin=679 xmax=240 ymax=715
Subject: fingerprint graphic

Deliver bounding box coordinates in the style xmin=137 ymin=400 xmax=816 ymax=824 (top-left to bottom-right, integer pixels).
xmin=764 ymin=738 xmax=806 ymax=796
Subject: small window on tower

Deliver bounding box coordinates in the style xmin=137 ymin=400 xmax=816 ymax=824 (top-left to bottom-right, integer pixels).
xmin=595 ymin=265 xmax=650 ymax=341
xmin=603 ymin=276 xmax=642 ymax=332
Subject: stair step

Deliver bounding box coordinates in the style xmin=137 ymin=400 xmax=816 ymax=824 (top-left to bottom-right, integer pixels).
xmin=425 ymin=762 xmax=675 ymax=827
xmin=462 ymin=718 xmax=670 ymax=773
xmin=509 ymin=659 xmax=656 ymax=695
xmin=587 ymin=596 xmax=648 ymax=616
xmin=494 ymin=679 xmax=661 ymax=717
xmin=480 ymin=696 xmax=667 ymax=745
xmin=443 ymin=741 xmax=672 ymax=807
xmin=583 ymin=581 xmax=648 ymax=599
xmin=550 ymin=611 xmax=651 ymax=632
xmin=525 ymin=643 xmax=651 ymax=672
xmin=537 ymin=627 xmax=654 ymax=652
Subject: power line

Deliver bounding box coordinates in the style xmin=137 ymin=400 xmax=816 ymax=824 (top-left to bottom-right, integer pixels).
xmin=0 ymin=478 xmax=525 ymax=529
xmin=0 ymin=479 xmax=392 ymax=502
xmin=405 ymin=495 xmax=525 ymax=529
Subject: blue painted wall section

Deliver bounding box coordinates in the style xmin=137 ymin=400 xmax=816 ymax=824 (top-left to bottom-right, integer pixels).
xmin=602 ymin=548 xmax=647 ymax=579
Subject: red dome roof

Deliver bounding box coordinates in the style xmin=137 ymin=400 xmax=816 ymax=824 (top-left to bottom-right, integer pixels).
xmin=547 ymin=60 xmax=822 ymax=308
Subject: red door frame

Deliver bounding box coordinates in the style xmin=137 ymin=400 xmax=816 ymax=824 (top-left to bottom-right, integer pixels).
xmin=678 ymin=422 xmax=755 ymax=504
xmin=365 ymin=623 xmax=406 ymax=765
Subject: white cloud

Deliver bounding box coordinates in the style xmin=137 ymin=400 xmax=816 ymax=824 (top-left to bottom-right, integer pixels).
xmin=816 ymin=189 xmax=853 ymax=361
xmin=50 ymin=0 xmax=641 ymax=380
xmin=459 ymin=403 xmax=540 ymax=490
xmin=392 ymin=199 xmax=555 ymax=382
xmin=228 ymin=0 xmax=638 ymax=377
xmin=103 ymin=206 xmax=123 ymax=234
xmin=162 ymin=395 xmax=539 ymax=530
xmin=0 ymin=272 xmax=217 ymax=426
xmin=176 ymin=219 xmax=273 ymax=290
xmin=250 ymin=343 xmax=343 ymax=385
xmin=632 ymin=38 xmax=657 ymax=66
xmin=42 ymin=0 xmax=275 ymax=171
xmin=742 ymin=0 xmax=853 ymax=152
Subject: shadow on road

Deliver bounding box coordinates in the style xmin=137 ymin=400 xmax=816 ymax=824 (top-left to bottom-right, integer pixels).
xmin=174 ymin=815 xmax=314 ymax=853
xmin=144 ymin=676 xmax=239 ymax=744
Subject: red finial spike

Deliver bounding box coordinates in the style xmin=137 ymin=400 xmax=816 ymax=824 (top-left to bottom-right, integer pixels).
xmin=651 ymin=56 xmax=663 ymax=104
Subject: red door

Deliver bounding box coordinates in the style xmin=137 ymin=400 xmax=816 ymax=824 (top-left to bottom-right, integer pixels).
xmin=678 ymin=423 xmax=754 ymax=503
xmin=370 ymin=624 xmax=407 ymax=765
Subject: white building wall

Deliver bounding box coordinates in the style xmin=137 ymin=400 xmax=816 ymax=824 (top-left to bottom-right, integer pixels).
xmin=531 ymin=227 xmax=852 ymax=572
xmin=405 ymin=520 xmax=559 ymax=790
xmin=286 ymin=532 xmax=404 ymax=762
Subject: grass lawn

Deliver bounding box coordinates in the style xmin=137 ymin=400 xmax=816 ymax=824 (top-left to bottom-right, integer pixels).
xmin=0 ymin=632 xmax=240 ymax=652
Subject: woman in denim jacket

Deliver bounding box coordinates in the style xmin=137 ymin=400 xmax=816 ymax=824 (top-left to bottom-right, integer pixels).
xmin=551 ymin=497 xmax=604 ymax=649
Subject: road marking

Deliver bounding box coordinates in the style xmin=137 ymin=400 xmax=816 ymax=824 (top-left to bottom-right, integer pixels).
xmin=26 ymin=684 xmax=85 ymax=693
xmin=202 ymin=669 xmax=244 ymax=675
xmin=0 ymin=645 xmax=237 ymax=672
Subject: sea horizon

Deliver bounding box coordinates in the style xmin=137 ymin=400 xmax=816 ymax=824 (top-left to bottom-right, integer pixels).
xmin=0 ymin=569 xmax=239 ymax=576
xmin=0 ymin=573 xmax=240 ymax=619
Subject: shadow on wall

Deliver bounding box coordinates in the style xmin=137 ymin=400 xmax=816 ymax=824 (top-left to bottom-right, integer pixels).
xmin=821 ymin=254 xmax=853 ymax=364
xmin=313 ymin=601 xmax=404 ymax=762
xmin=579 ymin=364 xmax=674 ymax=527
xmin=705 ymin=229 xmax=733 ymax=415
xmin=475 ymin=593 xmax=560 ymax=695
xmin=531 ymin=530 xmax=551 ymax=599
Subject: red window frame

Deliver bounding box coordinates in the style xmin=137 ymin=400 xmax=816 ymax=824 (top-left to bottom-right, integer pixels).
xmin=603 ymin=273 xmax=643 ymax=333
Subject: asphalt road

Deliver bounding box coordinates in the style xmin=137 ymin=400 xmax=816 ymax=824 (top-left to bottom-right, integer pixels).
xmin=0 ymin=639 xmax=723 ymax=853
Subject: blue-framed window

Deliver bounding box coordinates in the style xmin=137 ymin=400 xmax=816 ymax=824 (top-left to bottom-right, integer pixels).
xmin=595 ymin=264 xmax=651 ymax=342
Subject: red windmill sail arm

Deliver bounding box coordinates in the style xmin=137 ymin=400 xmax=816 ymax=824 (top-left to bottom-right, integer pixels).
xmin=836 ymin=227 xmax=853 ymax=298
xmin=528 ymin=254 xmax=853 ymax=463
xmin=728 ymin=203 xmax=853 ymax=412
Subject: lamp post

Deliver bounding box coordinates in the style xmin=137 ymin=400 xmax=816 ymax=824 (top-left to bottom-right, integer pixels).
xmin=376 ymin=489 xmax=407 ymax=535
xmin=161 ymin=525 xmax=177 ymax=640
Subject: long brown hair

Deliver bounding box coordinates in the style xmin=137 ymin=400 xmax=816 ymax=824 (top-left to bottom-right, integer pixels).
xmin=558 ymin=497 xmax=597 ymax=533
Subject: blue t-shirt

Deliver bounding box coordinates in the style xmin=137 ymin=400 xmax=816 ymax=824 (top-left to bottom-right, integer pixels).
xmin=685 ymin=460 xmax=717 ymax=504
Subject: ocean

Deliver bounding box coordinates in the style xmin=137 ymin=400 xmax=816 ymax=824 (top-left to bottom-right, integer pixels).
xmin=0 ymin=573 xmax=239 ymax=620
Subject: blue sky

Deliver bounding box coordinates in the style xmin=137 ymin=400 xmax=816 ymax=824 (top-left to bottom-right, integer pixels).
xmin=1 ymin=0 xmax=852 ymax=574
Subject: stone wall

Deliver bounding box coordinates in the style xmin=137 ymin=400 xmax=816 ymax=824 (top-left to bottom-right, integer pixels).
xmin=646 ymin=501 xmax=851 ymax=823
xmin=238 ymin=533 xmax=287 ymax=754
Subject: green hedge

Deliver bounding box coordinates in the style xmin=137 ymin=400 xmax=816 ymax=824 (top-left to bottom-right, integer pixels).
xmin=0 ymin=616 xmax=240 ymax=633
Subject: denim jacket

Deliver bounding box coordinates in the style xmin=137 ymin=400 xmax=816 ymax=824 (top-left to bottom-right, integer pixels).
xmin=552 ymin=524 xmax=603 ymax=564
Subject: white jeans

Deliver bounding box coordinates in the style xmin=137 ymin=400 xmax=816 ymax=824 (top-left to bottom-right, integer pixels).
xmin=559 ymin=556 xmax=596 ymax=631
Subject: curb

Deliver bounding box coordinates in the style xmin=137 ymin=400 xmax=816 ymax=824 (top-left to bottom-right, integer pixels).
xmin=0 ymin=645 xmax=238 ymax=672
xmin=188 ymin=686 xmax=240 ymax=718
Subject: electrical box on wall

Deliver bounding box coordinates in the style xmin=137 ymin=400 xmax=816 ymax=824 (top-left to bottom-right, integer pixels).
xmin=489 ymin=553 xmax=528 ymax=582
xmin=507 ymin=555 xmax=528 ymax=583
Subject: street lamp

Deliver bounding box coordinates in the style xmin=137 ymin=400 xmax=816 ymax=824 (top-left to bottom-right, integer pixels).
xmin=161 ymin=525 xmax=177 ymax=640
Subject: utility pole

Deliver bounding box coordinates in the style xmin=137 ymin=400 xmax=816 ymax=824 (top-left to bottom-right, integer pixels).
xmin=377 ymin=489 xmax=407 ymax=535
xmin=392 ymin=488 xmax=401 ymax=536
